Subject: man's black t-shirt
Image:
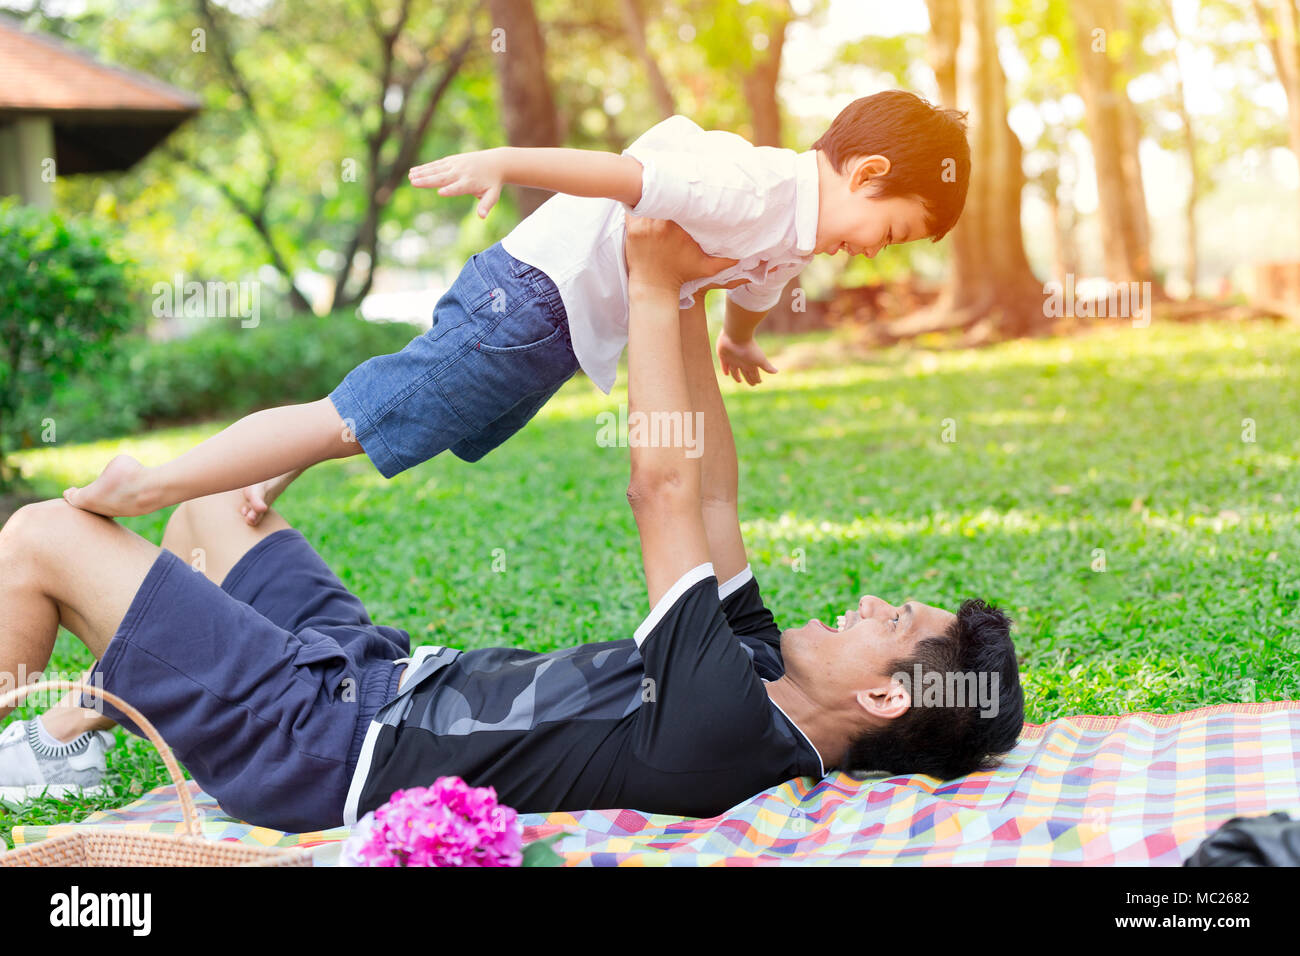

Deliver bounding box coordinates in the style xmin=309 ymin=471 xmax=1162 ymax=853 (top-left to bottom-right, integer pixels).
xmin=345 ymin=564 xmax=826 ymax=823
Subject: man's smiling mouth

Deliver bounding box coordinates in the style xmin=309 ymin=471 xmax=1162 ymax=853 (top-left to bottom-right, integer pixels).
xmin=835 ymin=609 xmax=863 ymax=631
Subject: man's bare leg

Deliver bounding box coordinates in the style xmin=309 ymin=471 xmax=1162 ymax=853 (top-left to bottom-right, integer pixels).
xmin=157 ymin=487 xmax=293 ymax=586
xmin=5 ymin=492 xmax=293 ymax=739
xmin=0 ymin=501 xmax=163 ymax=723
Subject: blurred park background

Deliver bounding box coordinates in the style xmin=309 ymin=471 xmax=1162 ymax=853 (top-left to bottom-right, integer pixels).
xmin=1 ymin=0 xmax=1300 ymax=834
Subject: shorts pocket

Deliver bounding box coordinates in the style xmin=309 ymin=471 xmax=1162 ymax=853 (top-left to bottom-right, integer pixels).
xmin=291 ymin=630 xmax=354 ymax=699
xmin=469 ymin=292 xmax=565 ymax=354
xmin=474 ymin=321 xmax=566 ymax=354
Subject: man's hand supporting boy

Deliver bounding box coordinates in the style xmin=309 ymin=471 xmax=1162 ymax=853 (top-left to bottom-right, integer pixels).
xmin=623 ymin=215 xmax=748 ymax=607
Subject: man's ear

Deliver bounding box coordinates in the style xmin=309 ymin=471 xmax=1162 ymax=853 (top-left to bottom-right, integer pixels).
xmin=855 ymin=678 xmax=910 ymax=721
xmin=849 ymin=155 xmax=891 ymax=192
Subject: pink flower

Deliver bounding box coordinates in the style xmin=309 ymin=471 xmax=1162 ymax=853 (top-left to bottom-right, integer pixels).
xmin=341 ymin=777 xmax=523 ymax=867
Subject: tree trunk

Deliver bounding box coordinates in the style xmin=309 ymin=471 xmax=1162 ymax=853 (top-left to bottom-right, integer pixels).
xmin=1068 ymin=0 xmax=1153 ymax=286
xmin=184 ymin=0 xmax=476 ymax=314
xmin=332 ymin=23 xmax=476 ymax=311
xmin=1162 ymin=0 xmax=1199 ymax=294
xmin=620 ymin=0 xmax=675 ymax=119
xmin=486 ymin=0 xmax=560 ymax=220
xmin=1276 ymin=0 xmax=1300 ymax=162
xmin=1052 ymin=140 xmax=1082 ymax=281
xmin=1031 ymin=121 xmax=1079 ymax=284
xmin=1045 ymin=182 xmax=1066 ymax=284
xmin=909 ymin=0 xmax=1044 ymax=341
xmin=741 ymin=11 xmax=810 ymax=332
xmin=742 ymin=18 xmax=787 ymax=149
xmin=1058 ymin=189 xmax=1081 ymax=280
xmin=1113 ymin=0 xmax=1154 ymax=284
xmin=1251 ymin=0 xmax=1300 ymax=172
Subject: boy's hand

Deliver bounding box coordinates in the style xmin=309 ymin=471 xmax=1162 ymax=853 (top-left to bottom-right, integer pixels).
xmin=717 ymin=330 xmax=777 ymax=385
xmin=408 ymin=148 xmax=506 ymax=219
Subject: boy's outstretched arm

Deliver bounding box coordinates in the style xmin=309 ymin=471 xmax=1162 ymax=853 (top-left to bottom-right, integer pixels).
xmin=63 ymin=398 xmax=360 ymax=518
xmin=408 ymin=147 xmax=644 ymax=218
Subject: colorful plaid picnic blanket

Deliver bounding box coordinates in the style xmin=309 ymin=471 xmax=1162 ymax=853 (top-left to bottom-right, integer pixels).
xmin=11 ymin=702 xmax=1299 ymax=865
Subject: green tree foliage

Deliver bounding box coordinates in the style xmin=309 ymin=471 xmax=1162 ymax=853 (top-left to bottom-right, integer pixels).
xmin=32 ymin=0 xmax=496 ymax=312
xmin=29 ymin=313 xmax=419 ymax=445
xmin=0 ymin=200 xmax=133 ymax=486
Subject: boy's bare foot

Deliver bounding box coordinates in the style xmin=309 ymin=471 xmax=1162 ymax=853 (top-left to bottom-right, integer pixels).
xmin=62 ymin=454 xmax=155 ymax=517
xmin=239 ymin=468 xmax=302 ymax=525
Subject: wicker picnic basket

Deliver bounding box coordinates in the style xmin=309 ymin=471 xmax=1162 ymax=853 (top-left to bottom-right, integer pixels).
xmin=0 ymin=680 xmax=313 ymax=866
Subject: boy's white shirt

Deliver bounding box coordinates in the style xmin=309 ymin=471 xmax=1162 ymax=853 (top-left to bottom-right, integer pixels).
xmin=499 ymin=114 xmax=820 ymax=394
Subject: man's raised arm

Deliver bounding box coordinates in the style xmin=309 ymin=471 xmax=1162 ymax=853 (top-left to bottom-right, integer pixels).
xmin=679 ymin=300 xmax=749 ymax=584
xmin=622 ymin=218 xmax=737 ymax=608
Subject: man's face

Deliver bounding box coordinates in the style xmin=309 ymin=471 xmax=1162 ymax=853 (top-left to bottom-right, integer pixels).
xmin=814 ymin=157 xmax=931 ymax=259
xmin=780 ymin=595 xmax=958 ymax=718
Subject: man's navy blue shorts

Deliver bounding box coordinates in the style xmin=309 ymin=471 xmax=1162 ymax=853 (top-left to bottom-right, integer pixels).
xmin=329 ymin=240 xmax=581 ymax=478
xmin=81 ymin=528 xmax=411 ymax=833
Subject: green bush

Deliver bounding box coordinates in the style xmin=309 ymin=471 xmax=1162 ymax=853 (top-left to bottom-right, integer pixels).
xmin=22 ymin=312 xmax=422 ymax=446
xmin=0 ymin=199 xmax=134 ymax=485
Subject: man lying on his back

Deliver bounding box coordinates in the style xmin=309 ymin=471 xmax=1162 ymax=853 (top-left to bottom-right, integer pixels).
xmin=0 ymin=216 xmax=1022 ymax=831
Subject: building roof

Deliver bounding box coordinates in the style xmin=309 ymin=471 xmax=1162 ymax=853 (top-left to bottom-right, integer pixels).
xmin=0 ymin=13 xmax=200 ymax=114
xmin=0 ymin=13 xmax=200 ymax=173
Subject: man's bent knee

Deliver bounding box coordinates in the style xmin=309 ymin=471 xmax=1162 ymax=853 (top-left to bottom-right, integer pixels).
xmin=0 ymin=500 xmax=161 ymax=660
xmin=173 ymin=490 xmax=247 ymax=530
xmin=164 ymin=491 xmax=290 ymax=587
xmin=1 ymin=499 xmax=62 ymax=543
xmin=166 ymin=491 xmax=246 ymax=547
xmin=0 ymin=501 xmax=53 ymax=580
xmin=2 ymin=500 xmax=106 ymax=567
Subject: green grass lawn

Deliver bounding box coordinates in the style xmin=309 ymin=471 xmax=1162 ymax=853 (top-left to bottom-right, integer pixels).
xmin=4 ymin=316 xmax=1299 ymax=845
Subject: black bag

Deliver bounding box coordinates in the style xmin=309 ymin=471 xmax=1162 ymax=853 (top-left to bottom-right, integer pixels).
xmin=1184 ymin=811 xmax=1300 ymax=866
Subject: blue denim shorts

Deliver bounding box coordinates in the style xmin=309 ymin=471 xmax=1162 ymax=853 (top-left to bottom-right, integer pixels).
xmin=329 ymin=241 xmax=580 ymax=478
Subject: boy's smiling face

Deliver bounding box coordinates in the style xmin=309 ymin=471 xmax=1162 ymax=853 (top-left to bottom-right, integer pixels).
xmin=812 ymin=152 xmax=932 ymax=259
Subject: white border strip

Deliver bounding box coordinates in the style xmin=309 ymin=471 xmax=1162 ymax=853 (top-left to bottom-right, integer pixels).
xmin=633 ymin=562 xmax=715 ymax=647
xmin=343 ymin=718 xmax=383 ymax=826
xmin=764 ymin=683 xmax=827 ymax=779
xmin=343 ymin=645 xmax=447 ymax=824
xmin=717 ymin=564 xmax=753 ymax=600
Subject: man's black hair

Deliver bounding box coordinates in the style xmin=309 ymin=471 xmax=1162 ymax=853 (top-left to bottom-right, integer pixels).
xmin=811 ymin=89 xmax=972 ymax=241
xmin=841 ymin=599 xmax=1023 ymax=780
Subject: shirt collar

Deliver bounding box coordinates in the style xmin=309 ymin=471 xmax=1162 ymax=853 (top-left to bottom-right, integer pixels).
xmin=762 ymin=678 xmax=827 ymax=777
xmin=793 ymin=150 xmax=820 ymax=256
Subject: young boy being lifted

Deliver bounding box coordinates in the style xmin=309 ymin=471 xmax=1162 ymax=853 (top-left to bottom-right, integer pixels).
xmin=63 ymin=90 xmax=969 ymax=523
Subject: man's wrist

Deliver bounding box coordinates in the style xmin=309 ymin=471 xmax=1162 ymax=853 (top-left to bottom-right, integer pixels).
xmin=628 ymin=272 xmax=681 ymax=299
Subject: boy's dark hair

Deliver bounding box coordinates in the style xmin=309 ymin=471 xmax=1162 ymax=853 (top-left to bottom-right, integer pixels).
xmin=811 ymin=90 xmax=971 ymax=241
xmin=841 ymin=598 xmax=1023 ymax=780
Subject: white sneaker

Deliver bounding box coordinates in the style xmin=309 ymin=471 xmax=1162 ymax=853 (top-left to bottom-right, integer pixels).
xmin=0 ymin=719 xmax=115 ymax=802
